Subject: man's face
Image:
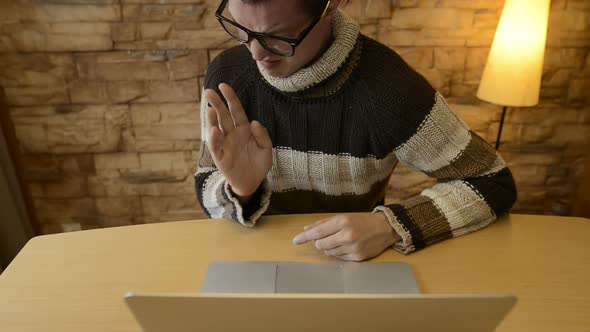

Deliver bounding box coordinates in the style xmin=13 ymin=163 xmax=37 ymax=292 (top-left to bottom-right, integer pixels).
xmin=227 ymin=0 xmax=331 ymax=78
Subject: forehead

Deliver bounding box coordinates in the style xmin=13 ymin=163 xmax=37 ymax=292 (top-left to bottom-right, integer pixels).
xmin=226 ymin=0 xmax=310 ymax=32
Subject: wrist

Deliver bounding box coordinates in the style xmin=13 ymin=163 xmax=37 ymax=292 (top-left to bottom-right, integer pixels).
xmin=228 ymin=184 xmax=255 ymax=204
xmin=375 ymin=212 xmax=401 ymax=245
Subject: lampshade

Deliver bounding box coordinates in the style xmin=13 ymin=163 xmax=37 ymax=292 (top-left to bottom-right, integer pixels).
xmin=477 ymin=0 xmax=550 ymax=107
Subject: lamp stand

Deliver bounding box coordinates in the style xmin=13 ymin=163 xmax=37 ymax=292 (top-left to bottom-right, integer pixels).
xmin=495 ymin=106 xmax=508 ymax=150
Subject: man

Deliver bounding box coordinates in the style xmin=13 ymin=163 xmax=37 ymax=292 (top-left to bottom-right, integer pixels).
xmin=195 ymin=0 xmax=517 ymax=261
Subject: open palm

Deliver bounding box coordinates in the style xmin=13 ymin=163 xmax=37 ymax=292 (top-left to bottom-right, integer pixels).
xmin=205 ymin=83 xmax=273 ymax=198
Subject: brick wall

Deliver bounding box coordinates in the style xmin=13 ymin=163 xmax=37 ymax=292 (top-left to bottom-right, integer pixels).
xmin=0 ymin=0 xmax=588 ymax=234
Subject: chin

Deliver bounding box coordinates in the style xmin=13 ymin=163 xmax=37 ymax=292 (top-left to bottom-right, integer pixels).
xmin=266 ymin=68 xmax=291 ymax=78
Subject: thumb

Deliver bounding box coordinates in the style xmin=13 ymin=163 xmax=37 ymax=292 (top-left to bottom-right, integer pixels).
xmin=250 ymin=121 xmax=272 ymax=149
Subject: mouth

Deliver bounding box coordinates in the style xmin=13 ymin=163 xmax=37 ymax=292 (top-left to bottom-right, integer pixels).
xmin=260 ymin=59 xmax=282 ymax=70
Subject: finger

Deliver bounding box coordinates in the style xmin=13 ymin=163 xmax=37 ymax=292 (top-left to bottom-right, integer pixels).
xmin=208 ymin=125 xmax=225 ymax=162
xmin=250 ymin=121 xmax=273 ymax=149
xmin=303 ymin=218 xmax=329 ymax=231
xmin=323 ymin=245 xmax=349 ymax=257
xmin=207 ymin=106 xmax=219 ymax=130
xmin=335 ymin=254 xmax=365 ymax=262
xmin=205 ymin=88 xmax=234 ymax=134
xmin=219 ymin=83 xmax=249 ymax=127
xmin=292 ymin=219 xmax=342 ymax=245
xmin=314 ymin=232 xmax=345 ymax=250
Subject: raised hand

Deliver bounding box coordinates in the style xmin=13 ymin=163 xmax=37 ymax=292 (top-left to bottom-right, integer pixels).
xmin=205 ymin=83 xmax=273 ymax=201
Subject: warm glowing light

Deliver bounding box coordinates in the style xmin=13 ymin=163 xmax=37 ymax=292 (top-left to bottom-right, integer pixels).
xmin=477 ymin=0 xmax=550 ymax=107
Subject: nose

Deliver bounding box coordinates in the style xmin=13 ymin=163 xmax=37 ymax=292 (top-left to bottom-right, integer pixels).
xmin=248 ymin=39 xmax=273 ymax=62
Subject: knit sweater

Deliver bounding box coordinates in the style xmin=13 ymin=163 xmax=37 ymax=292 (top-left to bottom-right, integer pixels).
xmin=194 ymin=10 xmax=517 ymax=254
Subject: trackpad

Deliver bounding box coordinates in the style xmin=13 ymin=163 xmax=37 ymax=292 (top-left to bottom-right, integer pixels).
xmin=201 ymin=261 xmax=420 ymax=294
xmin=275 ymin=262 xmax=344 ymax=293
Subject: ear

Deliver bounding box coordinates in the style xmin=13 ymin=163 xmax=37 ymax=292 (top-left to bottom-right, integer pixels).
xmin=324 ymin=0 xmax=343 ymax=18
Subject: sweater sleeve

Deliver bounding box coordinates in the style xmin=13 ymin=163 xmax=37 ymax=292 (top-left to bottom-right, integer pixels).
xmin=194 ymin=89 xmax=272 ymax=226
xmin=194 ymin=51 xmax=272 ymax=226
xmin=362 ymin=44 xmax=517 ymax=254
xmin=373 ymin=90 xmax=517 ymax=254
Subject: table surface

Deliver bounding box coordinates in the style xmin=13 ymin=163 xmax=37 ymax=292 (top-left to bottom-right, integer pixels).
xmin=0 ymin=214 xmax=589 ymax=332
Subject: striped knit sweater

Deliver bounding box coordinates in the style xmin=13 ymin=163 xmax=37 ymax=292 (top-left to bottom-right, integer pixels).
xmin=194 ymin=10 xmax=517 ymax=254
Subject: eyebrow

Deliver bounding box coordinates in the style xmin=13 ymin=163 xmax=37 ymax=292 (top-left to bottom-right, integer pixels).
xmin=263 ymin=24 xmax=292 ymax=36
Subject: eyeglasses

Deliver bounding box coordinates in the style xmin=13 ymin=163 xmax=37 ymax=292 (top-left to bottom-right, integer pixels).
xmin=215 ymin=0 xmax=331 ymax=57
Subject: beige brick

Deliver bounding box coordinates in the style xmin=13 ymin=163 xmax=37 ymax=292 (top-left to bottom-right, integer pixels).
xmin=168 ymin=50 xmax=208 ymax=80
xmin=547 ymin=30 xmax=590 ymax=47
xmin=141 ymin=195 xmax=202 ymax=222
xmin=135 ymin=79 xmax=200 ymax=103
xmin=133 ymin=124 xmax=199 ymax=141
xmin=95 ymin=153 xmax=140 ymax=171
xmin=343 ymin=0 xmax=391 ymax=22
xmin=122 ymin=0 xmax=205 ymax=3
xmin=449 ymin=83 xmax=478 ymax=101
xmin=34 ymin=197 xmax=96 ymax=220
xmin=548 ymin=124 xmax=590 ymax=145
xmin=541 ymin=69 xmax=573 ymax=88
xmin=551 ymin=0 xmax=567 ymax=10
xmin=76 ymin=51 xmax=169 ymax=81
xmin=112 ymin=23 xmax=136 ymax=42
xmin=88 ymin=172 xmax=194 ymax=196
xmin=4 ymin=85 xmax=69 ymax=106
xmin=18 ymin=3 xmax=121 ymax=22
xmin=165 ymin=27 xmax=235 ymax=49
xmin=416 ymin=29 xmax=470 ymax=46
xmin=0 ymin=53 xmax=75 ymax=87
xmin=394 ymin=47 xmax=433 ymax=68
xmin=11 ymin=105 xmax=129 ymax=154
xmin=509 ymin=165 xmax=549 ymax=186
xmin=436 ymin=0 xmax=504 ymax=9
xmin=451 ymin=103 xmax=501 ymax=134
xmin=208 ymin=49 xmax=224 ymax=63
xmin=568 ymin=79 xmax=590 ymax=102
xmin=465 ymin=48 xmax=490 ymax=69
xmin=360 ymin=24 xmax=378 ymax=39
xmin=122 ymin=3 xmax=207 ymax=21
xmin=38 ymin=176 xmax=88 ymax=198
xmin=549 ymin=11 xmax=590 ymax=31
xmin=543 ymin=48 xmax=587 ymax=69
xmin=391 ymin=8 xmax=473 ymax=30
xmin=502 ymin=152 xmax=562 ymax=166
xmin=69 ymin=81 xmax=109 ymax=104
xmin=416 ymin=68 xmax=450 ymax=93
xmin=540 ymin=87 xmax=566 ymax=99
xmin=14 ymin=124 xmax=49 ymax=153
xmin=4 ymin=22 xmax=112 ymax=52
xmin=473 ymin=10 xmax=500 ymax=29
xmin=395 ymin=0 xmax=422 ymax=8
xmin=130 ymin=103 xmax=199 ymax=125
xmin=106 ymin=81 xmax=147 ymax=103
xmin=96 ymin=196 xmax=141 ymax=217
xmin=567 ymin=0 xmax=590 ymax=10
xmin=434 ymin=48 xmax=466 ymax=70
xmin=463 ymin=68 xmax=484 ymax=84
xmin=139 ymin=151 xmax=189 ymax=171
xmin=379 ymin=29 xmax=418 ymax=46
xmin=139 ymin=22 xmax=172 ymax=40
xmin=465 ymin=29 xmax=496 ymax=47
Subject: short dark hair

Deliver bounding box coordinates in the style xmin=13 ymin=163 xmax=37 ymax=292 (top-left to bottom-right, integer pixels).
xmin=240 ymin=0 xmax=331 ymax=17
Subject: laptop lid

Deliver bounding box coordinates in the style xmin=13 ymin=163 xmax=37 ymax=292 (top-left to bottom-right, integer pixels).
xmin=125 ymin=293 xmax=516 ymax=332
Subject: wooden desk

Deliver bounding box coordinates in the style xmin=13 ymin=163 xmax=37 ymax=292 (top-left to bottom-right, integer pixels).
xmin=0 ymin=214 xmax=589 ymax=331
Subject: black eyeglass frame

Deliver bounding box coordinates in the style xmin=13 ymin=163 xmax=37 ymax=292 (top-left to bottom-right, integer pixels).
xmin=214 ymin=0 xmax=331 ymax=57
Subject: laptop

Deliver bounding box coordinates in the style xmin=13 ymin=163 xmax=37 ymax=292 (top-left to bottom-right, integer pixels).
xmin=124 ymin=261 xmax=516 ymax=332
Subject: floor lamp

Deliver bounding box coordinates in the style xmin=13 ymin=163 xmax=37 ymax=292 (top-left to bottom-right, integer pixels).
xmin=477 ymin=0 xmax=551 ymax=150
